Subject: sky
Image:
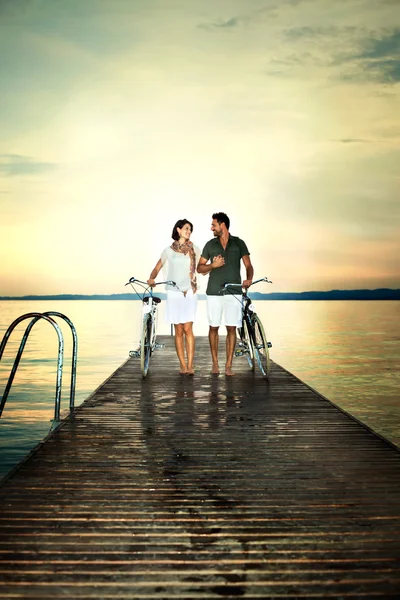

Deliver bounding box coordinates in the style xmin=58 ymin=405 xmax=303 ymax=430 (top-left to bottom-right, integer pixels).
xmin=0 ymin=0 xmax=399 ymax=295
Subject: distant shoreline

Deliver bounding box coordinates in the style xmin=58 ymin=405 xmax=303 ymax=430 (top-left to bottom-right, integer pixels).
xmin=0 ymin=289 xmax=399 ymax=301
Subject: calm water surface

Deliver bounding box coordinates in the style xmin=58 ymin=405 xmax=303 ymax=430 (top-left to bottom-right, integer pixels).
xmin=1 ymin=299 xmax=399 ymax=478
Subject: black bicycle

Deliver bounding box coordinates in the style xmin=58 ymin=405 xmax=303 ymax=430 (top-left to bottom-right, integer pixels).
xmin=125 ymin=277 xmax=176 ymax=378
xmin=221 ymin=277 xmax=273 ymax=379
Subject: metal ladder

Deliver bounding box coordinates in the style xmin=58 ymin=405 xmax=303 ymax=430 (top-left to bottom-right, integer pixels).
xmin=0 ymin=312 xmax=77 ymax=424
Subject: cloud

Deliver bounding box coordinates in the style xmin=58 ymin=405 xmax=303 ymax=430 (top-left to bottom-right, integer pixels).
xmin=332 ymin=138 xmax=383 ymax=143
xmin=198 ymin=16 xmax=241 ymax=31
xmin=271 ymin=25 xmax=362 ymax=76
xmin=284 ymin=25 xmax=359 ymax=40
xmin=0 ymin=0 xmax=30 ymax=18
xmin=280 ymin=25 xmax=400 ymax=83
xmin=356 ymin=29 xmax=400 ymax=82
xmin=331 ymin=28 xmax=400 ymax=83
xmin=361 ymin=29 xmax=400 ymax=59
xmin=197 ymin=2 xmax=281 ymax=32
xmin=0 ymin=154 xmax=57 ymax=176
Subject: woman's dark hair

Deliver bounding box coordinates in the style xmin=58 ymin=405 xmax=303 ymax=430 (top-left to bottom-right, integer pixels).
xmin=171 ymin=219 xmax=193 ymax=241
xmin=212 ymin=212 xmax=230 ymax=230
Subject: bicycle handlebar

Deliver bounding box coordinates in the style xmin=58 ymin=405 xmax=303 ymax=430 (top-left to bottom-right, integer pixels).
xmin=221 ymin=276 xmax=273 ymax=291
xmin=125 ymin=277 xmax=176 ymax=287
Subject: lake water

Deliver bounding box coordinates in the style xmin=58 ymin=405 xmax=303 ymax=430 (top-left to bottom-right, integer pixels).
xmin=1 ymin=299 xmax=399 ymax=478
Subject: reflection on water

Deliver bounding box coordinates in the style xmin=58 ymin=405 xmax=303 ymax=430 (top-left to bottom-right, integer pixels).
xmin=261 ymin=300 xmax=400 ymax=447
xmin=1 ymin=299 xmax=399 ymax=478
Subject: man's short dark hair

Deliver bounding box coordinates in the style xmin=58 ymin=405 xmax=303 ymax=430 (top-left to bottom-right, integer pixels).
xmin=171 ymin=219 xmax=193 ymax=241
xmin=212 ymin=212 xmax=230 ymax=229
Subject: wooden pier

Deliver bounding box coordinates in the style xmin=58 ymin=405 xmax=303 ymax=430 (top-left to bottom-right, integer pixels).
xmin=1 ymin=336 xmax=400 ymax=598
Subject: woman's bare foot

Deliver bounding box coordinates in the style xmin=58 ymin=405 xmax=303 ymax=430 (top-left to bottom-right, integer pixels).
xmin=187 ymin=368 xmax=195 ymax=376
xmin=211 ymin=362 xmax=220 ymax=375
xmin=225 ymin=366 xmax=235 ymax=376
xmin=179 ymin=363 xmax=188 ymax=375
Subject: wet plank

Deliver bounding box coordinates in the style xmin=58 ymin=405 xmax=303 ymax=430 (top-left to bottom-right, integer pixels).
xmin=0 ymin=335 xmax=400 ymax=598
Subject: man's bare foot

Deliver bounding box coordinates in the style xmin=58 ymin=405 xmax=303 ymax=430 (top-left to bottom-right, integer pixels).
xmin=211 ymin=363 xmax=220 ymax=375
xmin=225 ymin=366 xmax=235 ymax=376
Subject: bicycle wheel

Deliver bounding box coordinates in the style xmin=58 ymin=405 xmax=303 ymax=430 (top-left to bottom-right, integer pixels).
xmin=242 ymin=318 xmax=255 ymax=370
xmin=252 ymin=315 xmax=270 ymax=379
xmin=140 ymin=315 xmax=152 ymax=378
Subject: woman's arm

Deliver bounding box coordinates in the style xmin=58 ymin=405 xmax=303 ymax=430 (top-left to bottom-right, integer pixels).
xmin=147 ymin=258 xmax=163 ymax=287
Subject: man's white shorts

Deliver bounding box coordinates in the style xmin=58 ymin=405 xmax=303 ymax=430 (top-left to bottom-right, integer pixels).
xmin=206 ymin=294 xmax=242 ymax=327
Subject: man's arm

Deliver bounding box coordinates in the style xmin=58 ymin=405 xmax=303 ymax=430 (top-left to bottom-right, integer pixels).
xmin=242 ymin=255 xmax=254 ymax=288
xmin=197 ymin=255 xmax=225 ymax=275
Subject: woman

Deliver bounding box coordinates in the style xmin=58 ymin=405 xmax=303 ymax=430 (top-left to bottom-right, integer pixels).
xmin=147 ymin=219 xmax=199 ymax=375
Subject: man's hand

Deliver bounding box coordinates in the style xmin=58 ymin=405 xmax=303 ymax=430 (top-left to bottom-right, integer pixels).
xmin=212 ymin=254 xmax=225 ymax=269
xmin=242 ymin=279 xmax=252 ymax=289
xmin=147 ymin=278 xmax=156 ymax=288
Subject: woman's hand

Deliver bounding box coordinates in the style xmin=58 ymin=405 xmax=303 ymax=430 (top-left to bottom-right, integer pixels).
xmin=147 ymin=278 xmax=156 ymax=287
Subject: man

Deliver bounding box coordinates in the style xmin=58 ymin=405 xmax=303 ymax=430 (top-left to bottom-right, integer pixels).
xmin=197 ymin=212 xmax=254 ymax=376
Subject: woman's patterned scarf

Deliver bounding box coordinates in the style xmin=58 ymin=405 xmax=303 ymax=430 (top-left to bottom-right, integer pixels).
xmin=171 ymin=240 xmax=198 ymax=294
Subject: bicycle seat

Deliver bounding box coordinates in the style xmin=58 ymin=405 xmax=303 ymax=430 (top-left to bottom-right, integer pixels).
xmin=143 ymin=296 xmax=161 ymax=304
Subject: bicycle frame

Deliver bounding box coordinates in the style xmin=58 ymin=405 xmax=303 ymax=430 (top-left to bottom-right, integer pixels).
xmin=222 ymin=277 xmax=272 ymax=379
xmin=125 ymin=277 xmax=175 ymax=378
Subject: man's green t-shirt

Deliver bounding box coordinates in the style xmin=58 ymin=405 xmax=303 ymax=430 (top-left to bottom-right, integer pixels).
xmin=201 ymin=235 xmax=250 ymax=296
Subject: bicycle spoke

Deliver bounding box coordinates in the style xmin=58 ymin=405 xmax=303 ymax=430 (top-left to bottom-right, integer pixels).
xmin=242 ymin=319 xmax=255 ymax=370
xmin=140 ymin=316 xmax=152 ymax=378
xmin=252 ymin=315 xmax=270 ymax=379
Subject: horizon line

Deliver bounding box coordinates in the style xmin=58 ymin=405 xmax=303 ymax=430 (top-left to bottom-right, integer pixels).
xmin=0 ymin=288 xmax=399 ymax=301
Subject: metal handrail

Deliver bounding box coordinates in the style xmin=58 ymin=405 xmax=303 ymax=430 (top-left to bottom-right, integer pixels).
xmin=0 ymin=312 xmax=78 ymax=423
xmin=43 ymin=311 xmax=78 ymax=413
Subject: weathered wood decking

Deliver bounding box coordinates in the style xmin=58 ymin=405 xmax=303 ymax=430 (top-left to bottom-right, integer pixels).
xmin=0 ymin=335 xmax=400 ymax=598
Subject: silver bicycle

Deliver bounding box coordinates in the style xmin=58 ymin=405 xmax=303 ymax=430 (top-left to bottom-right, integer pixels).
xmin=221 ymin=277 xmax=273 ymax=379
xmin=125 ymin=277 xmax=176 ymax=378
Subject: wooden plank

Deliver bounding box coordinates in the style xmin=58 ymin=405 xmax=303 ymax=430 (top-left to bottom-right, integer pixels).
xmin=0 ymin=335 xmax=399 ymax=598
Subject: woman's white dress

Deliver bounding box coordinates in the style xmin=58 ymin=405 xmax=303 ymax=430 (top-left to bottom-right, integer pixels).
xmin=161 ymin=245 xmax=200 ymax=325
